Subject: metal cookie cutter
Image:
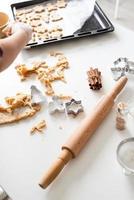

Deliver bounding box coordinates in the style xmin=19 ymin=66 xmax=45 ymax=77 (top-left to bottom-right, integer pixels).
xmin=117 ymin=102 xmax=129 ymax=116
xmin=111 ymin=57 xmax=134 ymax=80
xmin=116 ymin=102 xmax=128 ymax=131
xmin=30 ymin=85 xmax=46 ymax=105
xmin=111 ymin=57 xmax=129 ymax=80
xmin=114 ymin=57 xmax=129 ymax=69
xmin=65 ymin=99 xmax=84 ymax=117
xmin=116 ymin=101 xmax=134 ymax=131
xmin=48 ymin=96 xmax=65 ymax=114
xmin=117 ymin=101 xmax=134 ymax=118
xmin=0 ymin=185 xmax=12 ymax=200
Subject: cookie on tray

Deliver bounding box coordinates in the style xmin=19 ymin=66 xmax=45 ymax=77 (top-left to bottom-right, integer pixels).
xmin=34 ymin=5 xmax=45 ymax=13
xmin=50 ymin=12 xmax=63 ymax=22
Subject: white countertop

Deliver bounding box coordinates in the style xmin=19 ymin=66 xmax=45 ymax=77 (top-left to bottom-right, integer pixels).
xmin=1 ymin=1 xmax=134 ymax=200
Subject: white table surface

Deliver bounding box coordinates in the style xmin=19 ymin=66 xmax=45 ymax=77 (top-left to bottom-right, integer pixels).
xmin=1 ymin=1 xmax=134 ymax=200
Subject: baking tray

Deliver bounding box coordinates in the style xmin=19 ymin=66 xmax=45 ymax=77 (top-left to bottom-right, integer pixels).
xmin=10 ymin=0 xmax=114 ymax=48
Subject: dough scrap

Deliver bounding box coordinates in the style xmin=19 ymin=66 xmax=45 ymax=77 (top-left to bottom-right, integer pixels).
xmin=30 ymin=120 xmax=46 ymax=134
xmin=0 ymin=93 xmax=41 ymax=125
xmin=15 ymin=53 xmax=69 ymax=96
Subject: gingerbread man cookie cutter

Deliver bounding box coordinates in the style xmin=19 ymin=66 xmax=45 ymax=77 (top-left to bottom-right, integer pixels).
xmin=48 ymin=96 xmax=65 ymax=114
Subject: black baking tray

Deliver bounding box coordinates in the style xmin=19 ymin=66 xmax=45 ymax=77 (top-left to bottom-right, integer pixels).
xmin=11 ymin=0 xmax=114 ymax=48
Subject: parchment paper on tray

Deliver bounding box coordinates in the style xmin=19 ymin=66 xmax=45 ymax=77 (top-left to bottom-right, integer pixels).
xmin=62 ymin=0 xmax=96 ymax=34
xmin=14 ymin=0 xmax=96 ymax=43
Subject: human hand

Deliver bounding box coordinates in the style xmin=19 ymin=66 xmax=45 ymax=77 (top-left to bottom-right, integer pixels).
xmin=2 ymin=22 xmax=32 ymax=41
xmin=0 ymin=22 xmax=32 ymax=72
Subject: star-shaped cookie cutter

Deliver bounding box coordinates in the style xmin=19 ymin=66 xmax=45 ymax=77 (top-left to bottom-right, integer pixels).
xmin=48 ymin=96 xmax=65 ymax=114
xmin=111 ymin=57 xmax=134 ymax=80
xmin=65 ymin=99 xmax=84 ymax=117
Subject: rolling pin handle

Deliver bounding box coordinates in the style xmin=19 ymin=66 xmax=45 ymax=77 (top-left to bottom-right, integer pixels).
xmin=39 ymin=149 xmax=73 ymax=189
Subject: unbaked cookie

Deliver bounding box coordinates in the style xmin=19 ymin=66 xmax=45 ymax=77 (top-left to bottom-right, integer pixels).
xmin=57 ymin=0 xmax=67 ymax=8
xmin=50 ymin=12 xmax=63 ymax=22
xmin=16 ymin=9 xmax=25 ymax=16
xmin=17 ymin=16 xmax=28 ymax=23
xmin=36 ymin=26 xmax=48 ymax=34
xmin=34 ymin=5 xmax=45 ymax=13
xmin=30 ymin=20 xmax=42 ymax=27
xmin=52 ymin=26 xmax=63 ymax=32
xmin=47 ymin=3 xmax=57 ymax=12
xmin=30 ymin=14 xmax=41 ymax=21
xmin=25 ymin=8 xmax=33 ymax=14
xmin=50 ymin=31 xmax=63 ymax=39
xmin=38 ymin=33 xmax=49 ymax=40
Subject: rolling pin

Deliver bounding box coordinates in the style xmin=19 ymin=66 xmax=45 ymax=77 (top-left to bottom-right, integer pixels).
xmin=39 ymin=76 xmax=128 ymax=189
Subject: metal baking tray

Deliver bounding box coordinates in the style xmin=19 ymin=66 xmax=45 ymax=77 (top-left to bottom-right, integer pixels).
xmin=10 ymin=0 xmax=114 ymax=48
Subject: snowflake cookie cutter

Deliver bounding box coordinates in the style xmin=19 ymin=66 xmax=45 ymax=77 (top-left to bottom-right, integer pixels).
xmin=65 ymin=99 xmax=84 ymax=117
xmin=111 ymin=57 xmax=134 ymax=80
xmin=48 ymin=96 xmax=65 ymax=114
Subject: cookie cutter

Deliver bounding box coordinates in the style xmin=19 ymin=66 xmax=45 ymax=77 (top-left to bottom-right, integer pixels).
xmin=116 ymin=102 xmax=128 ymax=131
xmin=116 ymin=101 xmax=134 ymax=122
xmin=0 ymin=185 xmax=12 ymax=200
xmin=117 ymin=102 xmax=129 ymax=116
xmin=111 ymin=57 xmax=134 ymax=80
xmin=65 ymin=99 xmax=84 ymax=117
xmin=48 ymin=96 xmax=65 ymax=114
xmin=30 ymin=85 xmax=46 ymax=104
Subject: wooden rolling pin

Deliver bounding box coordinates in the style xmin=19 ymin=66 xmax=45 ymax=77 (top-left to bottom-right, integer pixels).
xmin=39 ymin=76 xmax=128 ymax=189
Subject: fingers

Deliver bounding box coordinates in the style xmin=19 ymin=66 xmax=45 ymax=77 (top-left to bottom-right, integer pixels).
xmin=2 ymin=22 xmax=32 ymax=41
xmin=2 ymin=26 xmax=12 ymax=36
xmin=11 ymin=22 xmax=32 ymax=41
